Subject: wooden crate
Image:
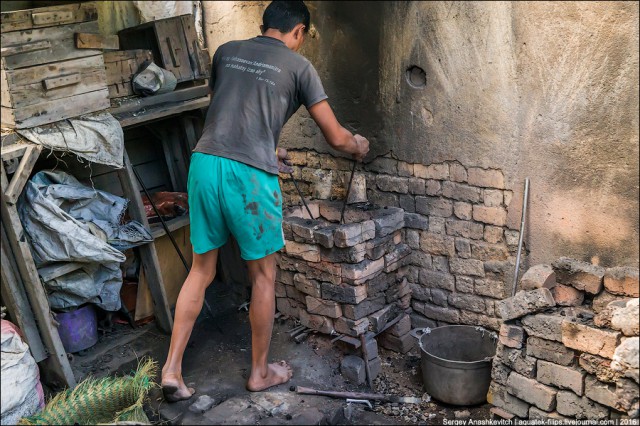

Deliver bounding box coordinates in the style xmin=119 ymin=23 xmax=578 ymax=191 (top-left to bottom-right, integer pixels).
xmin=1 ymin=54 xmax=109 ymax=129
xmin=1 ymin=20 xmax=102 ymax=70
xmin=0 ymin=2 xmax=110 ymax=129
xmin=118 ymin=14 xmax=209 ymax=83
xmin=0 ymin=2 xmax=97 ymax=33
xmin=103 ymin=49 xmax=153 ymax=99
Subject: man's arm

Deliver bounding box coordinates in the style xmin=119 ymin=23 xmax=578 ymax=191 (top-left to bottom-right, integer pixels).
xmin=308 ymin=100 xmax=369 ymax=161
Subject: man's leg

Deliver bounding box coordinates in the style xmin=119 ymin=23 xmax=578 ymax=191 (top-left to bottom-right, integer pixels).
xmin=245 ymin=253 xmax=293 ymax=391
xmin=161 ymin=248 xmax=218 ymax=400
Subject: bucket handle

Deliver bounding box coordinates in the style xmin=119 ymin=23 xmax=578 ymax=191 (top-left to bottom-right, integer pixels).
xmin=409 ymin=327 xmax=431 ymax=339
xmin=409 ymin=327 xmax=431 ymax=352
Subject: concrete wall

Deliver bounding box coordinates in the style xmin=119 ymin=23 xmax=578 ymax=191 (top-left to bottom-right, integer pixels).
xmin=202 ymin=1 xmax=639 ymax=268
xmin=377 ymin=1 xmax=639 ymax=269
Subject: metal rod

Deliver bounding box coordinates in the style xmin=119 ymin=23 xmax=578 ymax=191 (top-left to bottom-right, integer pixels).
xmin=131 ymin=165 xmax=216 ymax=318
xmin=340 ymin=160 xmax=357 ymax=224
xmin=512 ymin=178 xmax=530 ymax=297
xmin=284 ymin=159 xmax=314 ymax=219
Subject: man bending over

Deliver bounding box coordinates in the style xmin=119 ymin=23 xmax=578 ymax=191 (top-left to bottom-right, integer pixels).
xmin=161 ymin=0 xmax=370 ymax=401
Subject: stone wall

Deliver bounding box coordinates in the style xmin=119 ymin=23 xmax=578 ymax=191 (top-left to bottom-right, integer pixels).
xmin=278 ymin=150 xmax=520 ymax=333
xmin=489 ymin=259 xmax=639 ymax=420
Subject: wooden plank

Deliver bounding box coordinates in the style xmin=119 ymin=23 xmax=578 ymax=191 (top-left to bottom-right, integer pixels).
xmin=180 ymin=15 xmax=209 ymax=80
xmin=12 ymin=88 xmax=110 ymax=129
xmin=155 ymin=129 xmax=179 ymax=191
xmin=116 ymin=97 xmax=210 ymax=128
xmin=181 ymin=116 xmax=199 ymax=153
xmin=1 ymin=105 xmax=15 ymax=127
xmin=0 ymin=2 xmax=97 ymax=33
xmin=1 ymin=69 xmax=11 ymax=108
xmin=1 ymin=225 xmax=48 ymax=362
xmin=103 ymin=50 xmax=152 ymax=90
xmin=37 ymin=262 xmax=84 ymax=282
xmin=42 ymin=73 xmax=81 ymax=90
xmin=1 ymin=21 xmax=101 ymax=70
xmin=103 ymin=49 xmax=153 ymax=64
xmin=108 ymin=82 xmax=134 ymax=99
xmin=0 ymin=142 xmax=30 ymax=161
xmin=150 ymin=215 xmax=190 ymax=239
xmin=3 ymin=55 xmax=108 ymax=109
xmin=137 ymin=225 xmax=192 ymax=320
xmin=1 ymin=40 xmax=51 ymax=57
xmin=108 ymin=84 xmax=209 ymax=116
xmin=168 ymin=125 xmax=188 ymax=191
xmin=4 ymin=144 xmax=42 ymax=204
xmin=75 ymin=33 xmax=119 ymax=50
xmin=154 ymin=18 xmax=193 ymax=83
xmin=116 ymin=151 xmax=173 ymax=333
xmin=0 ymin=163 xmax=76 ymax=388
xmin=32 ymin=10 xmax=75 ymax=26
xmin=0 ymin=132 xmax=23 ymax=148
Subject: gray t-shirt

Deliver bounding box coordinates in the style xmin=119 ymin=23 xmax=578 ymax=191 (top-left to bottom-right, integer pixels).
xmin=193 ymin=36 xmax=328 ymax=175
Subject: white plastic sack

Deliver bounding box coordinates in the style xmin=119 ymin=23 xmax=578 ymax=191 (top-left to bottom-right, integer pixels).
xmin=17 ymin=112 xmax=124 ymax=169
xmin=1 ymin=320 xmax=44 ymax=425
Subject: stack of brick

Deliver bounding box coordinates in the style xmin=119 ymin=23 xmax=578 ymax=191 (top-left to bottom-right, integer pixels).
xmin=277 ymin=150 xmax=520 ymax=334
xmin=488 ymin=259 xmax=639 ymax=421
xmin=275 ymin=199 xmax=415 ymax=373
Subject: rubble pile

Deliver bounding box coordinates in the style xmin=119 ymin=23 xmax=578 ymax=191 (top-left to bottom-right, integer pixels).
xmin=489 ymin=259 xmax=639 ymax=420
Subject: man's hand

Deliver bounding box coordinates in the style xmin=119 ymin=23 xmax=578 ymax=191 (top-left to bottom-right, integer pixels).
xmin=277 ymin=147 xmax=293 ymax=174
xmin=308 ymin=101 xmax=371 ymax=163
xmin=352 ymin=134 xmax=370 ymax=162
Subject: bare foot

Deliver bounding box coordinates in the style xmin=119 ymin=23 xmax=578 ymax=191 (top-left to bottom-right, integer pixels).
xmin=162 ymin=372 xmax=195 ymax=402
xmin=246 ymin=360 xmax=293 ymax=392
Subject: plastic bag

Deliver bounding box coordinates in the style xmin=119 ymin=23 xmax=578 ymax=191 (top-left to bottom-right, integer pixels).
xmin=1 ymin=320 xmax=44 ymax=425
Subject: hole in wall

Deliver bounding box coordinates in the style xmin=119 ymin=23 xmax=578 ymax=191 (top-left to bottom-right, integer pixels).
xmin=405 ymin=65 xmax=426 ymax=88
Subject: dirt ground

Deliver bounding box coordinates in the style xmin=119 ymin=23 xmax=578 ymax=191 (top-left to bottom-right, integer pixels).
xmin=69 ymin=305 xmax=491 ymax=425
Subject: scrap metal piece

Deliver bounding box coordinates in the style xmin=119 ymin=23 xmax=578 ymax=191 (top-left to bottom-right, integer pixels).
xmin=346 ymin=399 xmax=373 ymax=410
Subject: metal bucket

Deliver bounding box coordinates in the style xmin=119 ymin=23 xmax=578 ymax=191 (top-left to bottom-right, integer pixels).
xmin=56 ymin=304 xmax=98 ymax=353
xmin=410 ymin=325 xmax=497 ymax=406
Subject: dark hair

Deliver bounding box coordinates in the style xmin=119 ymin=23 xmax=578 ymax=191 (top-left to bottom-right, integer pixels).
xmin=263 ymin=1 xmax=310 ymax=34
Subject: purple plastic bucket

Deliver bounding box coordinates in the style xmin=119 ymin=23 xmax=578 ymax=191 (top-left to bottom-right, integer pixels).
xmin=56 ymin=304 xmax=98 ymax=353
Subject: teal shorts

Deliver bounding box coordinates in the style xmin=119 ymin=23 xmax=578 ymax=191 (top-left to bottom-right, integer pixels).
xmin=188 ymin=152 xmax=284 ymax=260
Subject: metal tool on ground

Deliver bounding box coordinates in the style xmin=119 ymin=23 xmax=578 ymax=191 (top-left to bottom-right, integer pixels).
xmin=340 ymin=160 xmax=357 ymax=224
xmin=131 ymin=165 xmax=216 ymax=319
xmin=293 ymin=386 xmax=422 ymax=404
xmin=511 ymin=177 xmax=530 ymax=297
xmin=360 ymin=333 xmax=373 ymax=388
xmin=283 ymin=158 xmax=314 ymax=219
xmin=346 ymin=399 xmax=373 ymax=410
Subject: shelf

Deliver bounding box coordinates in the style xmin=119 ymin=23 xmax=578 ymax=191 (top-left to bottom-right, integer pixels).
xmin=149 ymin=214 xmax=190 ymax=239
xmin=109 ymin=85 xmax=209 ymax=128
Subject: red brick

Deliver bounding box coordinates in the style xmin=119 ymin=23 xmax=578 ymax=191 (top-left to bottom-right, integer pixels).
xmin=562 ymin=319 xmax=621 ymax=359
xmin=499 ymin=323 xmax=525 ymax=349
xmin=520 ymin=264 xmax=556 ymax=291
xmin=285 ymin=240 xmax=320 ymax=262
xmin=604 ymin=266 xmax=639 ymax=297
xmin=299 ymin=310 xmax=333 ymax=334
xmin=551 ymin=284 xmax=584 ymax=306
xmin=552 ymin=257 xmax=605 ymax=295
xmin=305 ymin=296 xmax=342 ymax=318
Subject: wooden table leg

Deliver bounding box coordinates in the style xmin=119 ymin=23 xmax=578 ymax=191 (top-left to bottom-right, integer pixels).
xmin=1 ymin=163 xmax=76 ymax=388
xmin=116 ymin=151 xmax=174 ymax=333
